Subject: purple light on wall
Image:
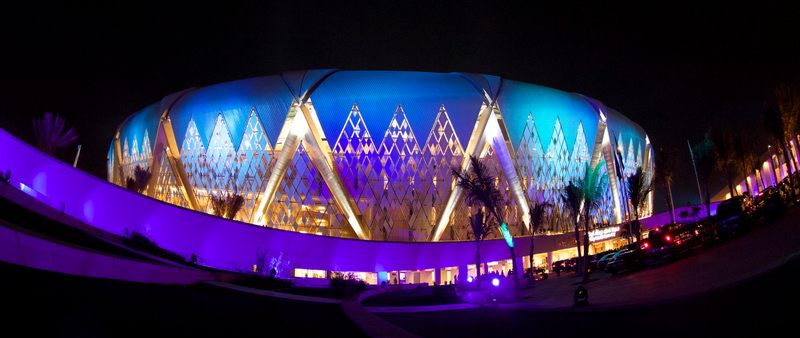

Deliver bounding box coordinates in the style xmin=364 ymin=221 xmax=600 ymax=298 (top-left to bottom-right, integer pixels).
xmin=0 ymin=128 xmax=644 ymax=275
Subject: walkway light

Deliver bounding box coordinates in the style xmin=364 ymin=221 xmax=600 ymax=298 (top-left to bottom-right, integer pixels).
xmin=492 ymin=278 xmax=500 ymax=287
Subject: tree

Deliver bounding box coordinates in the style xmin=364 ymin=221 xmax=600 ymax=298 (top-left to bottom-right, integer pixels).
xmin=733 ymin=132 xmax=764 ymax=196
xmin=713 ymin=130 xmax=741 ymax=197
xmin=561 ymin=181 xmax=583 ymax=272
xmin=655 ymin=146 xmax=678 ymax=224
xmin=125 ymin=165 xmax=151 ymax=193
xmin=452 ymin=155 xmax=520 ymax=289
xmin=627 ymin=166 xmax=654 ymax=242
xmin=211 ymin=191 xmax=245 ymax=220
xmin=775 ymin=85 xmax=800 ymax=169
xmin=764 ymin=84 xmax=800 ymax=193
xmin=32 ymin=112 xmax=78 ymax=156
xmin=576 ymin=163 xmax=608 ymax=283
xmin=527 ymin=202 xmax=551 ymax=278
xmin=561 ymin=163 xmax=607 ymax=282
xmin=693 ymin=134 xmax=717 ymax=231
xmin=468 ymin=209 xmax=495 ymax=284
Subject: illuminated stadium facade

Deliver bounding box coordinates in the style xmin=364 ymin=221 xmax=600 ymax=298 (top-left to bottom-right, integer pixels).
xmin=108 ymin=70 xmax=653 ymax=242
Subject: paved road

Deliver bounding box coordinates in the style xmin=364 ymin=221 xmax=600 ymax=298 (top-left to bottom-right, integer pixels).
xmin=0 ymin=262 xmax=366 ymax=337
xmin=380 ymin=208 xmax=800 ymax=337
xmin=515 ymin=207 xmax=800 ymax=309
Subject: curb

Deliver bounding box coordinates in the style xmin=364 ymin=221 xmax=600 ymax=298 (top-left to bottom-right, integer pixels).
xmin=203 ymin=281 xmax=342 ymax=304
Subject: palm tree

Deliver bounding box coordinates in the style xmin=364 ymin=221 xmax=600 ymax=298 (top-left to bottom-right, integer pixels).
xmin=561 ymin=181 xmax=583 ymax=272
xmin=732 ymin=134 xmax=750 ymax=196
xmin=693 ymin=134 xmax=717 ymax=230
xmin=125 ymin=165 xmax=151 ymax=193
xmin=627 ymin=166 xmax=655 ymax=242
xmin=32 ymin=112 xmax=78 ymax=156
xmin=452 ymin=155 xmax=520 ymax=288
xmin=468 ymin=209 xmax=494 ymax=283
xmin=561 ymin=163 xmax=607 ymax=282
xmin=577 ymin=163 xmax=608 ymax=282
xmin=774 ymin=85 xmax=800 ymax=166
xmin=764 ymin=84 xmax=800 ymax=193
xmin=742 ymin=136 xmax=766 ymax=193
xmin=527 ymin=202 xmax=551 ymax=278
xmin=713 ymin=130 xmax=740 ymax=197
xmin=655 ymin=146 xmax=678 ymax=224
xmin=211 ymin=191 xmax=245 ymax=220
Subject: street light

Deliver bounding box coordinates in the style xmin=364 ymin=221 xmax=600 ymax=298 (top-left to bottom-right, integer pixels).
xmin=768 ymin=145 xmax=778 ymax=186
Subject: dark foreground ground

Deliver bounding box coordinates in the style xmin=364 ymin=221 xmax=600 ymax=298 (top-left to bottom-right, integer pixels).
xmin=381 ymin=253 xmax=800 ymax=337
xmin=0 ymin=262 xmax=366 ymax=337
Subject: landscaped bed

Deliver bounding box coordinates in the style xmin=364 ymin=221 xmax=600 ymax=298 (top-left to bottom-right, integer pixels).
xmin=361 ymin=285 xmax=461 ymax=307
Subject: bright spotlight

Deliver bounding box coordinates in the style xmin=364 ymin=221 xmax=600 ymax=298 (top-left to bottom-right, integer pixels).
xmin=467 ymin=276 xmax=474 ymax=283
xmin=492 ymin=278 xmax=500 ymax=287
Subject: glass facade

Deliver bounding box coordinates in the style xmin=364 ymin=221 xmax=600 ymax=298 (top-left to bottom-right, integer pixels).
xmin=110 ymin=70 xmax=653 ymax=242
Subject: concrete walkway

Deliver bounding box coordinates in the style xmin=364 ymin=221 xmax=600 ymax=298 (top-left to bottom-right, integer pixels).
xmin=0 ymin=219 xmax=220 ymax=285
xmin=342 ymin=288 xmax=420 ymax=338
xmin=204 ymin=280 xmax=342 ymax=304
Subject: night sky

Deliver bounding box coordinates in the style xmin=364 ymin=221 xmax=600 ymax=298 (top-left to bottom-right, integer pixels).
xmin=1 ymin=2 xmax=798 ymax=212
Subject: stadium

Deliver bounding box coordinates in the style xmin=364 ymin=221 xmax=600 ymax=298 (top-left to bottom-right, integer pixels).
xmin=109 ymin=70 xmax=653 ymax=243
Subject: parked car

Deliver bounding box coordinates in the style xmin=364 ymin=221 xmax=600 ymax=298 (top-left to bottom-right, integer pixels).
xmin=640 ymin=228 xmax=675 ymax=264
xmin=597 ymin=251 xmax=619 ymax=271
xmin=716 ymin=195 xmax=751 ymax=237
xmin=605 ymin=248 xmax=644 ymax=274
xmin=551 ymin=260 xmax=568 ymax=274
xmin=754 ymin=187 xmax=785 ymax=220
xmin=671 ymin=222 xmax=707 ymax=252
xmin=589 ymin=250 xmax=614 ymax=271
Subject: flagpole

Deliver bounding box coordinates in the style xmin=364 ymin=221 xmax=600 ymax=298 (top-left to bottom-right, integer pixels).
xmin=687 ymin=140 xmax=703 ymax=205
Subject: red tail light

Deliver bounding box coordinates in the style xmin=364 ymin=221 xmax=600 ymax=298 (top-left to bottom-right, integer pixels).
xmin=694 ymin=230 xmax=700 ymax=235
xmin=642 ymin=242 xmax=650 ymax=249
xmin=665 ymin=235 xmax=672 ymax=242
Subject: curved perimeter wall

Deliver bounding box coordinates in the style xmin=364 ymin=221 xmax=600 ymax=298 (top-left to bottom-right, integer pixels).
xmin=110 ymin=70 xmax=654 ymax=242
xmin=4 ymin=128 xmax=618 ymax=275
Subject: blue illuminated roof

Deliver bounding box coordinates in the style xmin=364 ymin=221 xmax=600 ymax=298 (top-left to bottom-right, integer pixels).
xmin=497 ymin=80 xmax=600 ymax=151
xmin=118 ymin=102 xmax=161 ymax=154
xmin=605 ymin=106 xmax=647 ymax=147
xmin=169 ymin=76 xmax=294 ymax=147
xmin=116 ymin=70 xmax=646 ymax=156
xmin=310 ymin=70 xmax=485 ymax=146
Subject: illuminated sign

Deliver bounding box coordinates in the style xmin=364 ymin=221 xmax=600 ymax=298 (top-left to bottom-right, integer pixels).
xmin=589 ymin=226 xmax=620 ymax=242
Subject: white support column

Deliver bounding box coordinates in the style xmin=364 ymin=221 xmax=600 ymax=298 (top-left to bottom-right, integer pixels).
xmin=252 ymin=103 xmax=305 ymax=225
xmin=430 ymin=103 xmax=495 ymax=241
xmin=430 ymin=103 xmax=532 ymax=241
xmin=252 ymin=101 xmax=369 ymax=240
xmin=159 ymin=117 xmax=201 ymax=211
xmin=601 ymin=128 xmax=624 ymax=224
xmin=298 ymin=102 xmax=368 ymax=240
xmin=487 ymin=107 xmax=531 ymax=230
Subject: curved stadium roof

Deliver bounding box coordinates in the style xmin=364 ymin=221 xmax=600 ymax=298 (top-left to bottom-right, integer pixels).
xmin=111 ymin=69 xmax=652 ymax=242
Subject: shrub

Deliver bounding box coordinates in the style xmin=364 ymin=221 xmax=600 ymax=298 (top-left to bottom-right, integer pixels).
xmin=232 ymin=273 xmax=293 ymax=291
xmin=211 ymin=191 xmax=245 ymax=220
xmin=330 ymin=272 xmax=366 ymax=298
xmin=122 ymin=231 xmax=188 ymax=264
xmin=433 ymin=285 xmax=461 ymax=303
